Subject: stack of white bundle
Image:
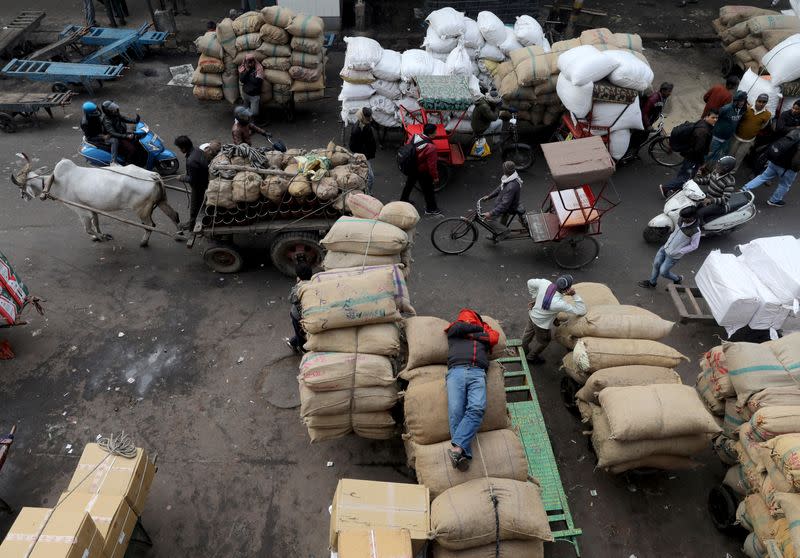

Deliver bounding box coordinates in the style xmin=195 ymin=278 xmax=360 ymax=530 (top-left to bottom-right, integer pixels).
xmin=286 ymin=14 xmax=326 ymax=103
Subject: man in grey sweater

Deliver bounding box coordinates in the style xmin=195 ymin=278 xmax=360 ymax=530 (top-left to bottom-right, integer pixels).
xmin=638 ymin=206 xmax=701 ymax=289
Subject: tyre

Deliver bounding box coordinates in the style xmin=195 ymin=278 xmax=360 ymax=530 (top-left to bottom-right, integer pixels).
xmin=0 ymin=113 xmax=15 ymax=133
xmin=643 ymin=225 xmax=670 ymax=244
xmin=553 ymin=235 xmax=599 ymax=269
xmin=156 ymin=158 xmax=180 ymax=176
xmin=559 ymin=376 xmax=581 ymax=417
xmin=649 ymin=137 xmax=683 ymax=167
xmin=501 ymin=143 xmax=534 ymax=170
xmin=414 ymin=162 xmax=449 ymax=193
xmin=269 ymin=231 xmax=323 ymax=277
xmin=203 ymin=246 xmax=243 ymax=274
xmin=708 ymin=485 xmax=739 ymax=532
xmin=51 ymin=82 xmax=69 ymax=93
xmin=430 ymin=218 xmax=478 ymax=255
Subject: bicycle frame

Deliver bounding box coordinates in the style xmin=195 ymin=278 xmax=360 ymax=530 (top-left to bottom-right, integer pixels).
xmin=472 ymin=199 xmax=530 ymax=241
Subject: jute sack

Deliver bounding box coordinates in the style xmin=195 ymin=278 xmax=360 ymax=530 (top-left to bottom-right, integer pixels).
xmin=767 ymin=434 xmax=800 ymax=489
xmin=321 ymin=217 xmax=408 ymax=256
xmin=508 ymin=46 xmax=551 ymax=86
xmin=770 ymin=333 xmax=800 ymax=373
xmin=696 ymin=369 xmax=725 ymax=416
xmin=403 ymin=316 xmax=507 ymax=370
xmin=195 ymin=31 xmax=224 ymax=59
xmin=745 ymin=494 xmax=776 ymax=548
xmin=258 ymin=42 xmax=292 ymax=58
xmin=310 ymin=264 xmax=414 ymax=315
xmin=298 ymin=351 xmax=395 ymax=391
xmin=193 ymin=86 xmax=224 ymax=101
xmin=304 ymin=412 xmax=395 ymax=441
xmin=205 ymin=178 xmax=235 ymax=208
xmin=431 ymin=478 xmax=553 ymax=550
xmin=557 ymin=282 xmax=618 ymax=322
xmin=260 ymin=23 xmax=289 ymax=45
xmin=725 ymin=341 xmax=797 ymax=406
xmin=261 ymin=5 xmax=295 ymax=27
xmin=748 ymin=388 xmax=800 ymax=415
xmin=299 ymin=384 xmax=398 ymax=417
xmin=748 ymin=406 xmax=800 ymax=443
xmin=590 ymin=405 xmax=710 ymax=470
xmin=291 ymin=35 xmax=324 ymax=54
xmin=262 ymin=56 xmax=291 ymax=71
xmin=286 ymin=14 xmax=325 ymax=37
xmin=403 ymin=362 xmax=509 ymax=444
xmin=573 ymin=337 xmax=688 ymax=374
xmin=191 ymin=68 xmax=223 ymax=87
xmin=291 ymin=50 xmax=324 ymax=68
xmin=322 ymin=251 xmax=400 ymax=270
xmin=303 ymin=323 xmax=401 ymax=356
xmin=399 ymin=364 xmax=447 ymax=382
xmin=774 ymin=518 xmax=798 ymax=558
xmin=347 ymin=192 xmax=384 ymax=219
xmin=713 ymin=433 xmax=740 ymax=465
xmin=261 ymin=175 xmax=288 ymax=203
xmin=299 ymin=267 xmax=401 ymax=334
xmin=577 ymin=365 xmax=680 ymax=404
xmin=264 ymin=69 xmax=292 ymax=86
xmin=561 ymin=352 xmax=590 ymax=385
xmin=599 ymin=384 xmax=720 ymax=441
xmin=235 ymin=33 xmax=263 ymax=52
xmin=233 ymin=10 xmax=265 ymax=34
xmin=775 ymin=493 xmax=800 ymax=550
xmin=198 ymin=54 xmax=224 ymax=73
xmin=413 ymin=429 xmax=528 ymax=498
xmin=433 ymin=540 xmax=543 ymax=558
xmin=606 ymin=455 xmax=700 ymax=474
xmin=378 ymin=202 xmax=420 ymax=230
xmin=557 ymin=305 xmax=673 ymax=345
xmin=724 ymin=464 xmax=750 ymax=496
xmin=312 ymin=177 xmax=338 ymax=201
xmin=232 ymin=171 xmax=262 ymax=202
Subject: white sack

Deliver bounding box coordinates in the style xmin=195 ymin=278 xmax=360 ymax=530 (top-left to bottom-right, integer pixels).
xmin=371 ymin=79 xmax=402 ymax=100
xmin=428 ymin=51 xmax=448 ymax=62
xmin=478 ymin=11 xmax=507 ymax=46
xmin=603 ymin=50 xmax=654 ymax=91
xmin=557 ymin=73 xmax=593 ymax=118
xmin=541 ymin=37 xmax=551 ymax=53
xmin=426 ymin=7 xmax=466 ymax=39
xmin=696 ymin=250 xmax=761 ymax=336
xmin=343 ymin=36 xmax=384 ymax=70
xmin=396 ymin=96 xmax=421 ymax=113
xmin=738 ymin=235 xmax=800 ymax=302
xmin=499 ymin=28 xmax=524 ymax=55
xmin=340 ymin=99 xmax=372 ymax=124
xmin=591 ymin=101 xmax=645 ymax=132
xmin=401 ymin=49 xmax=437 ymax=80
xmin=558 ymin=45 xmax=620 ymax=86
xmin=463 ymin=17 xmax=485 ymax=49
xmin=423 ymin=26 xmax=458 ymax=53
xmin=372 ymin=49 xmax=402 ymax=81
xmin=736 ymin=255 xmax=793 ymax=330
xmin=432 ymin=58 xmax=449 ymax=76
xmin=738 ymin=69 xmax=782 ymax=116
xmin=608 ymin=129 xmax=631 ymax=160
xmin=338 ymin=82 xmax=375 ymax=101
xmin=479 ymin=43 xmax=506 ymax=62
xmin=514 ymin=15 xmax=544 ymax=47
xmin=369 ymin=96 xmax=400 ymax=127
xmin=446 ymin=43 xmax=475 ymax=76
xmin=763 ymin=34 xmax=800 ymax=85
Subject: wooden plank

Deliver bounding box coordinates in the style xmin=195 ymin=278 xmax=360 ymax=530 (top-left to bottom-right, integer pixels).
xmin=685 ymin=287 xmax=704 ymax=316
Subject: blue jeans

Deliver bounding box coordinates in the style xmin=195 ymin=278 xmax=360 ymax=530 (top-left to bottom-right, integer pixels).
xmin=84 ymin=0 xmax=96 ymax=25
xmin=706 ymin=136 xmax=729 ymax=163
xmin=366 ymin=160 xmax=374 ymax=194
xmin=649 ymin=247 xmax=681 ymax=285
xmin=446 ymin=366 xmax=486 ymax=459
xmin=744 ymin=161 xmax=798 ymax=203
xmin=664 ymin=158 xmax=700 ymax=192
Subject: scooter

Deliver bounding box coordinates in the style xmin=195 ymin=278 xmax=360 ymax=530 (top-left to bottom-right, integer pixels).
xmin=643 ymin=179 xmax=757 ymax=244
xmin=80 ymin=121 xmax=180 ymax=176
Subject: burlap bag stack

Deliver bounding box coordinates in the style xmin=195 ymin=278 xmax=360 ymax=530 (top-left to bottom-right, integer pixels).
xmin=192 ymin=34 xmax=225 ymax=101
xmin=286 ymin=14 xmax=326 ymax=103
xmin=712 ymin=6 xmax=800 ymax=73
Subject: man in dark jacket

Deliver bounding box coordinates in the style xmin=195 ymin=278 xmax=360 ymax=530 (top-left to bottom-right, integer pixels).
xmin=661 ymin=109 xmax=718 ymax=198
xmin=174 ymin=136 xmax=209 ymax=231
xmin=348 ymin=107 xmax=377 ymax=193
xmin=400 ymin=123 xmax=441 ymax=216
xmin=101 ymin=100 xmax=139 ymax=164
xmin=707 ymin=91 xmax=747 ymax=163
xmin=776 ymin=101 xmax=800 ymax=137
xmin=482 ymin=160 xmax=522 ymax=240
xmin=238 ymin=54 xmax=264 ymax=122
xmin=470 ymin=90 xmax=502 ymax=138
xmin=80 ymin=101 xmax=108 ymax=148
xmin=743 ymin=129 xmax=800 ymax=207
xmin=444 ymin=309 xmax=499 ymax=471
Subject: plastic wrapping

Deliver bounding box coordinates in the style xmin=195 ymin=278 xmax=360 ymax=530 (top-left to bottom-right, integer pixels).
xmin=696 ymin=250 xmax=761 ymax=335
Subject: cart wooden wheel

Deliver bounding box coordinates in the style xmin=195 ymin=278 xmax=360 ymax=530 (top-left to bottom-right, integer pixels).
xmin=52 ymin=82 xmax=69 ymax=93
xmin=414 ymin=162 xmax=449 ymax=193
xmin=0 ymin=113 xmax=16 ymax=133
xmin=708 ymin=485 xmax=740 ymax=532
xmin=203 ymin=245 xmax=243 ymax=274
xmin=269 ymin=231 xmax=322 ymax=277
xmin=553 ymin=235 xmax=599 ymax=269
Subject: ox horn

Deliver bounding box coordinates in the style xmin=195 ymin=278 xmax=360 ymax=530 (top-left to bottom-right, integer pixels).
xmin=11 ymin=152 xmax=31 ymax=186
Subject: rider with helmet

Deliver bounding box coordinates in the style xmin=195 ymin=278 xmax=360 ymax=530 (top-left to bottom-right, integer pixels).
xmin=100 ymin=100 xmax=140 ymax=164
xmin=80 ymin=102 xmax=108 ymax=149
xmin=694 ymin=155 xmax=737 ymax=224
xmin=231 ymin=106 xmax=267 ymax=145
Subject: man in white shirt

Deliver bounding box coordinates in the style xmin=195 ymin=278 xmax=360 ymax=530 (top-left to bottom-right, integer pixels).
xmin=522 ymin=275 xmax=587 ymax=364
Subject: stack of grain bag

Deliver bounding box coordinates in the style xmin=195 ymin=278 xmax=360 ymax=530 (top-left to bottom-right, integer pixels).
xmin=192 ymin=34 xmax=226 ymax=101
xmin=697 ymin=236 xmax=800 ymax=337
xmin=259 ymin=6 xmax=295 ymax=106
xmin=286 ymin=14 xmax=326 ymax=103
xmin=192 ymin=14 xmax=256 ymax=104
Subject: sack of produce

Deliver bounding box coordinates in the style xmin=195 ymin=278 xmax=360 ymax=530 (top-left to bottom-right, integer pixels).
xmin=572 ymin=337 xmax=688 ymax=374
xmin=235 ymin=33 xmax=262 ymax=52
xmin=298 ymin=352 xmax=395 ymax=391
xmin=231 ymin=171 xmax=262 ymax=203
xmin=233 ymin=10 xmax=265 ymax=34
xmin=286 ymin=14 xmax=324 ymax=37
xmin=311 ymin=176 xmax=338 ymax=200
xmin=195 ymin=31 xmax=224 ymax=59
xmin=403 ymin=315 xmax=507 ymax=369
xmin=748 ymin=389 xmax=800 ymax=416
xmin=261 ymin=5 xmax=295 ymax=27
xmin=767 ymin=434 xmax=800 ymax=489
xmin=303 ymin=323 xmax=401 ymax=356
xmin=299 ymin=384 xmax=398 ymax=416
xmin=193 ymin=85 xmax=223 ymax=101
xmin=310 ymin=264 xmax=414 ymax=314
xmin=205 ymin=178 xmax=234 ymax=208
xmin=555 ymin=305 xmax=673 ymax=349
xmin=378 ymin=202 xmax=420 ymax=230
xmin=260 ymin=23 xmax=289 ymax=45
xmin=198 ymin=54 xmax=224 ymax=73
xmin=288 ymin=173 xmax=312 ymax=197
xmin=322 ymin=251 xmax=400 ymax=270
xmin=304 ymin=411 xmax=395 ymax=441
xmin=321 ymin=217 xmax=408 ymax=256
xmin=433 ymin=540 xmax=544 ymax=558
xmin=191 ymin=68 xmax=223 ymax=87
xmin=258 ymin=42 xmax=292 ymax=58
xmin=426 ymin=7 xmax=466 ymax=39
xmin=557 ymin=45 xmax=620 ymax=86
xmin=576 ymin=365 xmax=681 ymax=420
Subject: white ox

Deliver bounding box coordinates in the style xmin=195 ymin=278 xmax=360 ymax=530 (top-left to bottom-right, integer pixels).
xmin=11 ymin=153 xmax=181 ymax=247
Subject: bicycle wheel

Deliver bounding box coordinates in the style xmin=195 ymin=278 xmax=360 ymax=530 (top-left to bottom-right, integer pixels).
xmin=431 ymin=218 xmax=478 ymax=255
xmin=501 ymin=143 xmax=534 ymax=170
xmin=649 ymin=137 xmax=683 ymax=167
xmin=553 ymin=235 xmax=599 ymax=269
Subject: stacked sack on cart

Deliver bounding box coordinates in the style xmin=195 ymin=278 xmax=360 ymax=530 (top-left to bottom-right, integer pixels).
xmin=203 ymin=142 xmax=369 ymax=223
xmin=193 ymin=7 xmax=326 ymax=105
xmin=697 ymin=236 xmax=800 ymax=338
xmin=398 ymin=315 xmax=555 ymax=557
xmin=695 ymin=333 xmax=800 ymax=558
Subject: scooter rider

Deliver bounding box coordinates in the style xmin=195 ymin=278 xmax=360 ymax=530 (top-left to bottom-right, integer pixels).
xmin=231 ymin=106 xmax=267 ymax=145
xmin=694 ymin=155 xmax=737 ymax=224
xmin=101 ymin=100 xmax=140 ymax=164
xmin=80 ymin=102 xmax=109 ymax=149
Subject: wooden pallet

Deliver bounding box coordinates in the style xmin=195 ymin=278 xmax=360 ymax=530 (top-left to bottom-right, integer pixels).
xmin=666 ymin=284 xmax=715 ymax=323
xmin=0 ymin=11 xmax=46 ymax=57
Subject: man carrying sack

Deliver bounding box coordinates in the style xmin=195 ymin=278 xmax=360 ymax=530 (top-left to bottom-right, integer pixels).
xmin=444 ymin=309 xmax=500 ymax=472
xmin=522 ymin=275 xmax=586 ymax=365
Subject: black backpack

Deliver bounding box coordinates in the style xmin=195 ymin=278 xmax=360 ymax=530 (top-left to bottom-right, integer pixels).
xmin=668 ymin=121 xmax=698 ymax=154
xmin=397 ymin=137 xmax=430 ymax=175
xmin=766 ymin=135 xmax=800 ymax=167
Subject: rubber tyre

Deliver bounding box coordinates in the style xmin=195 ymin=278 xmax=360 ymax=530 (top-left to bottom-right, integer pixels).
xmin=560 ymin=376 xmax=581 ymax=417
xmin=156 ymin=158 xmax=180 ymax=176
xmin=708 ymin=485 xmax=739 ymax=532
xmin=648 ymin=137 xmax=683 ymax=167
xmin=643 ymin=225 xmax=670 ymax=244
xmin=501 ymin=143 xmax=534 ymax=170
xmin=0 ymin=113 xmax=15 ymax=133
xmin=203 ymin=246 xmax=243 ymax=274
xmin=553 ymin=235 xmax=599 ymax=269
xmin=431 ymin=218 xmax=478 ymax=255
xmin=269 ymin=231 xmax=323 ymax=277
xmin=414 ymin=162 xmax=449 ymax=193
xmin=52 ymin=82 xmax=69 ymax=93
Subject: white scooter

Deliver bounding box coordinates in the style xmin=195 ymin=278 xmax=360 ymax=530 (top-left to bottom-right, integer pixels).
xmin=643 ymin=180 xmax=757 ymax=244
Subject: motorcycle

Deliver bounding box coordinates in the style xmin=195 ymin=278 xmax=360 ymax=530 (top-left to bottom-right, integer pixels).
xmin=643 ymin=179 xmax=757 ymax=244
xmin=80 ymin=121 xmax=180 ymax=176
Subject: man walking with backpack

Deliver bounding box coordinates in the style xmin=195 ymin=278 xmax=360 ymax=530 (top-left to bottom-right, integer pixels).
xmin=660 ymin=109 xmax=718 ymax=198
xmin=399 ymin=123 xmax=442 ymax=216
xmin=743 ymin=129 xmax=800 ymax=207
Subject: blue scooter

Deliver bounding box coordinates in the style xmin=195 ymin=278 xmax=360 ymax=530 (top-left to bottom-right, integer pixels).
xmin=80 ymin=121 xmax=180 ymax=176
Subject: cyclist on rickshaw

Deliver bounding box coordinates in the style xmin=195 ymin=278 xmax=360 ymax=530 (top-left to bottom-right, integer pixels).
xmin=481 ymin=160 xmax=524 ymax=240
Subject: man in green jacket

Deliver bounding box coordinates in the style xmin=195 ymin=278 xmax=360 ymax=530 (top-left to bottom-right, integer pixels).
xmin=707 ymin=91 xmax=747 ymax=164
xmin=471 ymin=90 xmax=503 ymax=141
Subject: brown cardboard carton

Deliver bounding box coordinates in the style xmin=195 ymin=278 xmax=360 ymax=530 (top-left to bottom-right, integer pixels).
xmin=540 ymin=135 xmax=615 ymax=188
xmin=338 ymin=528 xmax=413 ymax=558
xmin=329 ymin=479 xmax=429 ymax=554
xmin=56 ymin=493 xmax=137 ymax=558
xmin=0 ymin=506 xmax=106 ymax=558
xmin=66 ymin=444 xmax=156 ymax=515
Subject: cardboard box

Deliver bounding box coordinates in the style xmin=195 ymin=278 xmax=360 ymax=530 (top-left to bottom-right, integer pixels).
xmin=0 ymin=506 xmax=106 ymax=558
xmin=329 ymin=479 xmax=429 ymax=554
xmin=540 ymin=135 xmax=615 ymax=188
xmin=67 ymin=443 xmax=156 ymax=516
xmin=56 ymin=492 xmax=137 ymax=558
xmin=338 ymin=528 xmax=413 ymax=558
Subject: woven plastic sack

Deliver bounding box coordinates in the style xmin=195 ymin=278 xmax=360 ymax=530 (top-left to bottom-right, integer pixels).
xmin=372 ymin=49 xmax=402 ymax=81
xmin=401 ymin=49 xmax=437 ymax=81
xmin=426 ymin=7 xmax=466 ymax=39
xmin=344 ymin=36 xmax=383 ymax=71
xmin=462 ymin=17 xmax=485 ymax=49
xmin=445 ymin=43 xmax=475 ymax=77
xmin=514 ymin=15 xmax=544 ymax=47
xmin=603 ymin=50 xmax=653 ymax=91
xmin=423 ymin=26 xmax=458 ymax=53
xmin=557 ymin=73 xmax=593 ymax=118
xmin=477 ymin=11 xmax=506 ymax=46
xmin=557 ymin=45 xmax=619 ymax=86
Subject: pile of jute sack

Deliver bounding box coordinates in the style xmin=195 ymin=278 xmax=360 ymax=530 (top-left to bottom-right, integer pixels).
xmin=555 ymin=283 xmax=721 ymax=473
xmin=193 ymin=7 xmax=326 ymax=105
xmin=398 ymin=315 xmax=555 ymax=557
xmin=295 ymin=203 xmax=418 ymax=441
xmin=695 ymin=333 xmax=800 ymax=558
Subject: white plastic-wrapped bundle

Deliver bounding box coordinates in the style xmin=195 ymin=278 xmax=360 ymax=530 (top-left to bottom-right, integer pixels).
xmin=736 ymin=255 xmax=793 ymax=330
xmin=738 ymin=69 xmax=782 ymax=115
xmin=373 ymin=49 xmax=402 ymax=81
xmin=426 ymin=7 xmax=466 ymax=39
xmin=762 ymin=34 xmax=800 ymax=85
xmin=343 ymin=36 xmax=383 ymax=70
xmin=696 ymin=250 xmax=761 ymax=336
xmin=603 ymin=50 xmax=653 ymax=91
xmin=590 ymin=101 xmax=645 ymax=132
xmin=557 ymin=73 xmax=593 ymax=118
xmin=477 ymin=11 xmax=507 ymax=46
xmin=514 ymin=15 xmax=544 ymax=47
xmin=738 ymin=235 xmax=800 ymax=302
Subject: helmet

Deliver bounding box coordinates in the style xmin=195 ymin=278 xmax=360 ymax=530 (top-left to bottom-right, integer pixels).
xmin=101 ymin=100 xmax=119 ymax=115
xmin=234 ymin=106 xmax=252 ymax=124
xmin=716 ymin=155 xmax=736 ymax=175
xmin=82 ymin=101 xmax=98 ymax=115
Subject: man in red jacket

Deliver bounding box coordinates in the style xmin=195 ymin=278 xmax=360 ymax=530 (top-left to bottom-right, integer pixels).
xmin=444 ymin=309 xmax=499 ymax=471
xmin=400 ymin=123 xmax=442 ymax=216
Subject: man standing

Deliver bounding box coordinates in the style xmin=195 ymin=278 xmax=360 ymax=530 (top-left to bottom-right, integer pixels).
xmin=174 ymin=136 xmax=209 ymax=231
xmin=638 ymin=206 xmax=700 ymax=289
xmin=707 ymin=91 xmax=747 ymax=163
xmin=743 ymin=129 xmax=800 ymax=207
xmin=628 ymin=82 xmax=673 ymax=155
xmin=238 ymin=54 xmax=264 ymax=123
xmin=660 ymin=109 xmax=718 ymax=198
xmin=400 ymin=123 xmax=441 ymax=216
xmin=285 ymin=260 xmax=313 ymax=354
xmin=522 ymin=275 xmax=586 ymax=365
xmin=729 ymin=94 xmax=771 ymax=172
xmin=776 ymin=100 xmax=800 ymax=137
xmin=481 ymin=160 xmax=522 ymax=240
xmin=702 ymin=76 xmax=739 ymax=117
xmin=348 ymin=107 xmax=377 ymax=194
xmin=444 ymin=309 xmax=499 ymax=471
